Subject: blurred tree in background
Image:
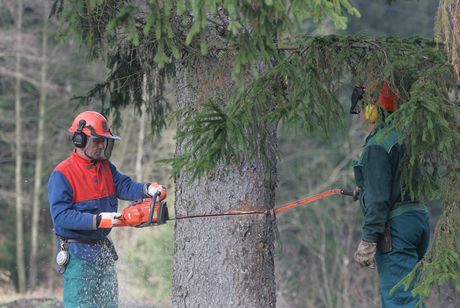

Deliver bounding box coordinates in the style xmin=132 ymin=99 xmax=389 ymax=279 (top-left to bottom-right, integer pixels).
xmin=0 ymin=0 xmax=108 ymax=295
xmin=0 ymin=0 xmax=459 ymax=307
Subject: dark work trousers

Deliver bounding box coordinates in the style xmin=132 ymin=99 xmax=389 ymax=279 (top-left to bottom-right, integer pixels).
xmin=375 ymin=209 xmax=430 ymax=308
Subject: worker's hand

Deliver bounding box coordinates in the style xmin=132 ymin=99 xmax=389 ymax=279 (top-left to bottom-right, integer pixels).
xmin=354 ymin=240 xmax=377 ymax=269
xmin=147 ymin=182 xmax=167 ymax=202
xmin=98 ymin=212 xmax=122 ymax=228
xmin=352 ymin=186 xmax=361 ymax=202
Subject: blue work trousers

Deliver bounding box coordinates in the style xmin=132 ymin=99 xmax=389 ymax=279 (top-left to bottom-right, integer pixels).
xmin=63 ymin=253 xmax=118 ymax=308
xmin=375 ymin=210 xmax=430 ymax=308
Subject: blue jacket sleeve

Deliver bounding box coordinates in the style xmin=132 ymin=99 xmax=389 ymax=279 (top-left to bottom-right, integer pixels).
xmin=361 ymin=145 xmax=392 ymax=242
xmin=109 ymin=162 xmax=147 ymax=201
xmin=48 ymin=171 xmax=95 ymax=230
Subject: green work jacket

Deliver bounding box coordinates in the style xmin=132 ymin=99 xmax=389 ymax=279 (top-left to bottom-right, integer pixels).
xmin=352 ymin=125 xmax=412 ymax=243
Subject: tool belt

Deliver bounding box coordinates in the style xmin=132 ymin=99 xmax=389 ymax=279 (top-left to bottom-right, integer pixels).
xmin=54 ymin=236 xmax=118 ymax=275
xmin=65 ymin=238 xmax=108 ymax=244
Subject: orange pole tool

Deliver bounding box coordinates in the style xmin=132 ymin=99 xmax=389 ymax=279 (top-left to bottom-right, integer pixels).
xmin=274 ymin=188 xmax=351 ymax=215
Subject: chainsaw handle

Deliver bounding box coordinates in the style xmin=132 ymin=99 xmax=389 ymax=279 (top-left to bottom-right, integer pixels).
xmin=146 ymin=191 xmax=160 ymax=226
xmin=341 ymin=187 xmax=361 ymax=202
xmin=341 ymin=189 xmax=354 ymax=197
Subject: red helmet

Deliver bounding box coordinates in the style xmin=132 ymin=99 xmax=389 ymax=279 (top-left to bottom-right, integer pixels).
xmin=69 ymin=111 xmax=120 ymax=140
xmin=377 ymin=82 xmax=400 ymax=113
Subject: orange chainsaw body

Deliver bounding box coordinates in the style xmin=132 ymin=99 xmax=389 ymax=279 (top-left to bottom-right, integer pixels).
xmin=116 ymin=198 xmax=168 ymax=227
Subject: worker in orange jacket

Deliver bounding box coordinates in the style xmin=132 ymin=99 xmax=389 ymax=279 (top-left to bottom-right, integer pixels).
xmin=48 ymin=111 xmax=166 ymax=307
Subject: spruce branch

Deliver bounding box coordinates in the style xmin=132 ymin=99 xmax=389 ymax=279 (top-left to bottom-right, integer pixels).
xmin=173 ymin=36 xmax=459 ymax=195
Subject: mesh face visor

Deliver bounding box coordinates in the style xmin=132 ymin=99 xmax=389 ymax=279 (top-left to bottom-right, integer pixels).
xmin=104 ymin=138 xmax=115 ymax=160
xmin=85 ymin=125 xmax=119 ymax=160
xmin=350 ymin=86 xmax=366 ymax=114
xmin=85 ymin=136 xmax=115 ymax=160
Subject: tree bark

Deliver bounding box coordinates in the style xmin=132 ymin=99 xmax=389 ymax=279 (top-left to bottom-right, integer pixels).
xmin=172 ymin=54 xmax=277 ymax=307
xmin=14 ymin=0 xmax=26 ymax=293
xmin=29 ymin=1 xmax=49 ymax=290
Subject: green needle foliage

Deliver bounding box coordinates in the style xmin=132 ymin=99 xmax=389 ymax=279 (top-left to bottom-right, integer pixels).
xmin=51 ymin=0 xmax=460 ymax=303
xmin=73 ymin=40 xmax=175 ymax=133
xmin=176 ymin=36 xmax=460 ymax=200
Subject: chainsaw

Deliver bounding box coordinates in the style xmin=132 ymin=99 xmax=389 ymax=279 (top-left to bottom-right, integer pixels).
xmin=115 ymin=191 xmax=169 ymax=227
xmin=113 ymin=187 xmax=356 ymax=227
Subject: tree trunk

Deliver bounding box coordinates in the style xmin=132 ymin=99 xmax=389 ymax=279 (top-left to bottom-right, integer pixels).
xmin=14 ymin=0 xmax=26 ymax=293
xmin=47 ymin=233 xmax=57 ymax=291
xmin=29 ymin=1 xmax=48 ymax=290
xmin=115 ymin=109 xmax=134 ymax=167
xmin=172 ymin=55 xmax=277 ymax=307
xmin=135 ymin=74 xmax=147 ymax=182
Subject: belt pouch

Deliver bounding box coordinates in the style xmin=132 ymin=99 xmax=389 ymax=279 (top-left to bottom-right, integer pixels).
xmin=55 ymin=239 xmax=70 ymax=274
xmin=377 ymin=223 xmax=392 ymax=254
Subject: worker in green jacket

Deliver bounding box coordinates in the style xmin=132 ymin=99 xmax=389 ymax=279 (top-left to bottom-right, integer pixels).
xmin=350 ymin=82 xmax=430 ymax=307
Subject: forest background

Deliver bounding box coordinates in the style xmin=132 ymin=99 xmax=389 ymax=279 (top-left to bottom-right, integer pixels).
xmin=0 ymin=0 xmax=458 ymax=307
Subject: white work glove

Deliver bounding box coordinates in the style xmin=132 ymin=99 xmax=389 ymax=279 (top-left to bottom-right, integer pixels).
xmin=354 ymin=240 xmax=377 ymax=269
xmin=97 ymin=212 xmax=122 ymax=228
xmin=147 ymin=182 xmax=167 ymax=202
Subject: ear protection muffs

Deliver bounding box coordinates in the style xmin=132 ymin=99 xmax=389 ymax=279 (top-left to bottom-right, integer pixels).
xmin=72 ymin=119 xmax=87 ymax=148
xmin=364 ymin=104 xmax=379 ymax=124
